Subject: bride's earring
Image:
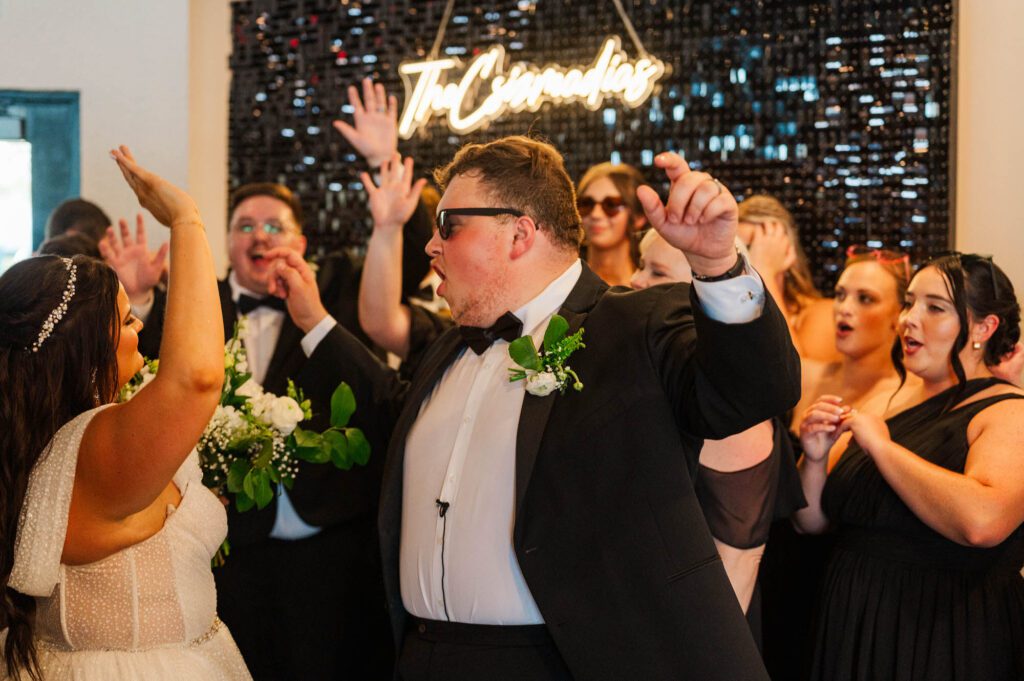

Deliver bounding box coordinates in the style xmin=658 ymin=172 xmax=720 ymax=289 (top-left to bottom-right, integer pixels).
xmin=972 ymin=341 xmax=982 ymax=350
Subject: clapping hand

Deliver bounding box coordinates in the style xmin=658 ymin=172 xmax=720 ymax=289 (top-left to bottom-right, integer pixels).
xmin=110 ymin=146 xmax=201 ymax=228
xmin=636 ymin=152 xmax=739 ymax=276
xmin=360 ymin=152 xmax=428 ymax=235
xmin=98 ymin=214 xmax=169 ymax=302
xmin=799 ymin=395 xmax=851 ymax=463
xmin=333 ymin=77 xmax=398 ymax=168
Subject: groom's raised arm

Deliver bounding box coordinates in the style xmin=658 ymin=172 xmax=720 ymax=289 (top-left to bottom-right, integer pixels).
xmin=635 ymin=152 xmax=800 ymax=439
xmin=265 ymin=248 xmax=410 ymax=442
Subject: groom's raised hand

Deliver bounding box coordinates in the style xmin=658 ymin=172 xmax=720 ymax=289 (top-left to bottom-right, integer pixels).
xmin=636 ymin=152 xmax=739 ymax=277
xmin=264 ymin=248 xmax=329 ymax=333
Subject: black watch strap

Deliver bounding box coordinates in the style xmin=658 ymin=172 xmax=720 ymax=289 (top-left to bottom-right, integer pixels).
xmin=691 ymin=252 xmax=745 ymax=282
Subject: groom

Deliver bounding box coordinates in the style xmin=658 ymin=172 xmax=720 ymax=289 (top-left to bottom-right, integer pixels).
xmin=268 ymin=136 xmax=799 ymax=680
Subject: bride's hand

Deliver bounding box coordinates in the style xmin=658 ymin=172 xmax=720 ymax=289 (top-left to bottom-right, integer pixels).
xmin=111 ymin=145 xmax=202 ymax=228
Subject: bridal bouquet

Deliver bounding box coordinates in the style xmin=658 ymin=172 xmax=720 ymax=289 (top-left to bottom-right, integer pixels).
xmin=120 ymin=319 xmax=370 ymax=544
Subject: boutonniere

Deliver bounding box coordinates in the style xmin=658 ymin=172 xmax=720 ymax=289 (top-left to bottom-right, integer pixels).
xmin=508 ymin=314 xmax=585 ymax=397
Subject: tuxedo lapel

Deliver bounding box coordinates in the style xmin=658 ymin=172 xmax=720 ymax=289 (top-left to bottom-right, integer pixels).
xmin=218 ymin=279 xmax=236 ymax=338
xmin=263 ymin=317 xmax=305 ymax=392
xmin=514 ymin=265 xmax=607 ymax=522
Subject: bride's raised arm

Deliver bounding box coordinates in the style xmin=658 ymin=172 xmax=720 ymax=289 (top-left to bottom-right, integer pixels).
xmin=76 ymin=147 xmax=224 ymax=521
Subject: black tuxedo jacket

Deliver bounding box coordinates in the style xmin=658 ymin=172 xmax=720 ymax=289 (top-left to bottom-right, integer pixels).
xmin=305 ymin=264 xmax=800 ymax=680
xmin=137 ymin=253 xmax=386 ymax=547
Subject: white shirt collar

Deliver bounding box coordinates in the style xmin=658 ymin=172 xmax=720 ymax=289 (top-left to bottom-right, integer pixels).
xmin=513 ymin=259 xmax=583 ymax=340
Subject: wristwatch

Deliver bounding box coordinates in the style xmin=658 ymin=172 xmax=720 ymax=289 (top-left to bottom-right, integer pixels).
xmin=691 ymin=252 xmax=746 ymax=282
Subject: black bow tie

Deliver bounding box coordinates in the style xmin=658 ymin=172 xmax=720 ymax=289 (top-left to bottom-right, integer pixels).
xmin=459 ymin=311 xmax=524 ymax=355
xmin=237 ymin=293 xmax=287 ymax=315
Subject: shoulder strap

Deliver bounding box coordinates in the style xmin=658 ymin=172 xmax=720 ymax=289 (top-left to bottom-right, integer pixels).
xmin=8 ymin=404 xmax=112 ymax=597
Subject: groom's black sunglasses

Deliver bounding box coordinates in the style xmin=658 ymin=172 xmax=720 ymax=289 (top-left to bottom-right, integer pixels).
xmin=435 ymin=207 xmax=525 ymax=240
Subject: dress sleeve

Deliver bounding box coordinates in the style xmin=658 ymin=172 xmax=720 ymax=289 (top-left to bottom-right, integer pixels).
xmin=8 ymin=405 xmax=111 ymax=597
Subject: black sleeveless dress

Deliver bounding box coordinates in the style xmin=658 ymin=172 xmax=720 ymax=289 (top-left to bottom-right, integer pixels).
xmin=813 ymin=378 xmax=1024 ymax=681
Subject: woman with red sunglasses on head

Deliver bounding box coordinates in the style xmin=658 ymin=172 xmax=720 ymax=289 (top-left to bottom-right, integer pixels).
xmin=576 ymin=163 xmax=648 ymax=287
xmin=795 ymin=253 xmax=1024 ymax=681
xmin=738 ymin=195 xmax=838 ymax=363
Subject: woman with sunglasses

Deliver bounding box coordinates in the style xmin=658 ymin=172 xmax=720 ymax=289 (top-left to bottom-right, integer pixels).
xmin=738 ymin=195 xmax=838 ymax=363
xmin=794 ymin=253 xmax=1024 ymax=681
xmin=576 ymin=163 xmax=648 ymax=287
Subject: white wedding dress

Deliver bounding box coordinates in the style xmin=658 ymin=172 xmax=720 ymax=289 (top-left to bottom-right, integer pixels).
xmin=3 ymin=405 xmax=251 ymax=679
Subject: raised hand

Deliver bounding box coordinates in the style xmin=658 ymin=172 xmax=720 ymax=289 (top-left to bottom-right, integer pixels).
xmin=110 ymin=146 xmax=201 ymax=227
xmin=799 ymin=395 xmax=850 ymax=463
xmin=264 ymin=248 xmax=329 ymax=333
xmin=333 ymin=77 xmax=398 ymax=168
xmin=98 ymin=214 xmax=169 ymax=301
xmin=636 ymin=152 xmax=738 ymax=276
xmin=360 ymin=152 xmax=428 ymax=235
xmin=747 ymin=220 xmax=796 ymax=279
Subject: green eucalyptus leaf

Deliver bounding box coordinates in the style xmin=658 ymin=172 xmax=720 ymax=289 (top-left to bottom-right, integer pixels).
xmin=542 ymin=314 xmax=569 ymax=352
xmin=330 ymin=382 xmax=357 ymax=429
xmin=345 ymin=428 xmax=371 ymax=466
xmin=242 ymin=469 xmax=256 ymax=499
xmin=508 ymin=336 xmax=542 ymax=371
xmin=227 ymin=459 xmax=251 ymax=493
xmin=235 ymin=491 xmax=255 ymax=513
xmin=324 ymin=430 xmax=352 ymax=470
xmin=254 ymin=470 xmax=275 ymax=509
xmin=293 ymin=426 xmax=319 ymax=449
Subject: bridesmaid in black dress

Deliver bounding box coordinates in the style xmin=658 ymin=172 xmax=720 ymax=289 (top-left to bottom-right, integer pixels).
xmin=794 ymin=253 xmax=1024 ymax=681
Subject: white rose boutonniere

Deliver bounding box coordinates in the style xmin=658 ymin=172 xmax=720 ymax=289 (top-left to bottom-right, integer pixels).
xmin=508 ymin=314 xmax=585 ymax=397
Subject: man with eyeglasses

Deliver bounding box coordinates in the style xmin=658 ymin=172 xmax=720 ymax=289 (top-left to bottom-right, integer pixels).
xmin=266 ymin=135 xmax=799 ymax=681
xmin=105 ymin=78 xmax=423 ymax=680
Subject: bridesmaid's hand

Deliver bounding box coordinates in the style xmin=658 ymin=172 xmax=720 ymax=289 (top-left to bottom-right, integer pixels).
xmin=839 ymin=410 xmax=892 ymax=456
xmin=799 ymin=395 xmax=850 ymax=463
xmin=111 ymin=145 xmax=202 ymax=228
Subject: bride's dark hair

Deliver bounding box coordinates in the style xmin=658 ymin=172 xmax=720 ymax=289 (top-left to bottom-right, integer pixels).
xmin=0 ymin=255 xmax=120 ymax=679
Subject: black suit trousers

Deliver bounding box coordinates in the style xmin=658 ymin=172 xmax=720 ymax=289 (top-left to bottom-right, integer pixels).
xmin=216 ymin=519 xmax=393 ymax=680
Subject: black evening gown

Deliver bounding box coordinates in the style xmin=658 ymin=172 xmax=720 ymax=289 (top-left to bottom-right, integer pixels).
xmin=813 ymin=378 xmax=1024 ymax=681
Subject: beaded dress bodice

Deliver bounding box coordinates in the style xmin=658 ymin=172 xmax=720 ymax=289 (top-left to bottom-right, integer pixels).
xmin=5 ymin=406 xmax=250 ymax=679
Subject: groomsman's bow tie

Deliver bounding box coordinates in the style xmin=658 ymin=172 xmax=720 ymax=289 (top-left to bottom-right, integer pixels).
xmin=237 ymin=294 xmax=287 ymax=314
xmin=459 ymin=311 xmax=524 ymax=355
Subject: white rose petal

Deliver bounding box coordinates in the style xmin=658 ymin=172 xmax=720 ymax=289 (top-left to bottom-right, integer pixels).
xmin=269 ymin=396 xmax=305 ymax=435
xmin=235 ymin=378 xmax=262 ymax=398
xmin=525 ymin=371 xmax=560 ymax=397
xmin=250 ymin=393 xmax=274 ymax=420
xmin=235 ymin=360 xmax=248 ymax=374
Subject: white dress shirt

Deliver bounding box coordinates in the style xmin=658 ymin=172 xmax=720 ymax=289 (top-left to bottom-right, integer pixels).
xmin=228 ymin=273 xmax=321 ymax=541
xmin=303 ymin=257 xmax=767 ymax=624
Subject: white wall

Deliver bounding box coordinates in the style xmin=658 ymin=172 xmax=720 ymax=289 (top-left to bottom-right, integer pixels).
xmin=955 ymin=0 xmax=1024 ymax=293
xmin=0 ymin=0 xmax=231 ymax=273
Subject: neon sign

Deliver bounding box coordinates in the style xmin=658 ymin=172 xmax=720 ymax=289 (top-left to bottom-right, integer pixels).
xmin=397 ymin=36 xmax=667 ymax=139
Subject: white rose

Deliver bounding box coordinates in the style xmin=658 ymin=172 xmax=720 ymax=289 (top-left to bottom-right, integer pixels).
xmin=525 ymin=371 xmax=560 ymax=397
xmin=269 ymin=396 xmax=304 ymax=435
xmin=235 ymin=378 xmax=262 ymax=399
xmin=235 ymin=359 xmax=248 ymax=374
xmin=250 ymin=393 xmax=275 ymax=421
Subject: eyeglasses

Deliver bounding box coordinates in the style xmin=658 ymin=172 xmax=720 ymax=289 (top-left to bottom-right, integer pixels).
xmin=845 ymin=244 xmax=911 ymax=281
xmin=435 ymin=207 xmax=525 ymax=240
xmin=231 ymin=221 xmax=298 ymax=237
xmin=577 ymin=196 xmax=626 ymax=217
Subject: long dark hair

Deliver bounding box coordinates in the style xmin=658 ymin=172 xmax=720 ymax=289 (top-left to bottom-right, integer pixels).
xmin=0 ymin=255 xmax=120 ymax=679
xmin=892 ymin=253 xmax=1021 ymax=409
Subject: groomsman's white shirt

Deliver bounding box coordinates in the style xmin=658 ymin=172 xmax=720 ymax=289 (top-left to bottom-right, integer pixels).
xmin=303 ymin=258 xmax=765 ymax=624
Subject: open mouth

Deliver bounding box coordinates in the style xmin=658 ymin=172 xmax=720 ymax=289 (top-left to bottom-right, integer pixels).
xmin=248 ymin=251 xmax=268 ymax=268
xmin=836 ymin=321 xmax=854 ymax=338
xmin=903 ymin=336 xmax=923 ymax=354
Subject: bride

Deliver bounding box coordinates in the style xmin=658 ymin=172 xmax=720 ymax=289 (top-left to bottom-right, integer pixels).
xmin=0 ymin=148 xmax=250 ymax=679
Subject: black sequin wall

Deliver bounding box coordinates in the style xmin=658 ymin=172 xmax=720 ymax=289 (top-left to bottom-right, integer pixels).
xmin=229 ymin=0 xmax=956 ymax=291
